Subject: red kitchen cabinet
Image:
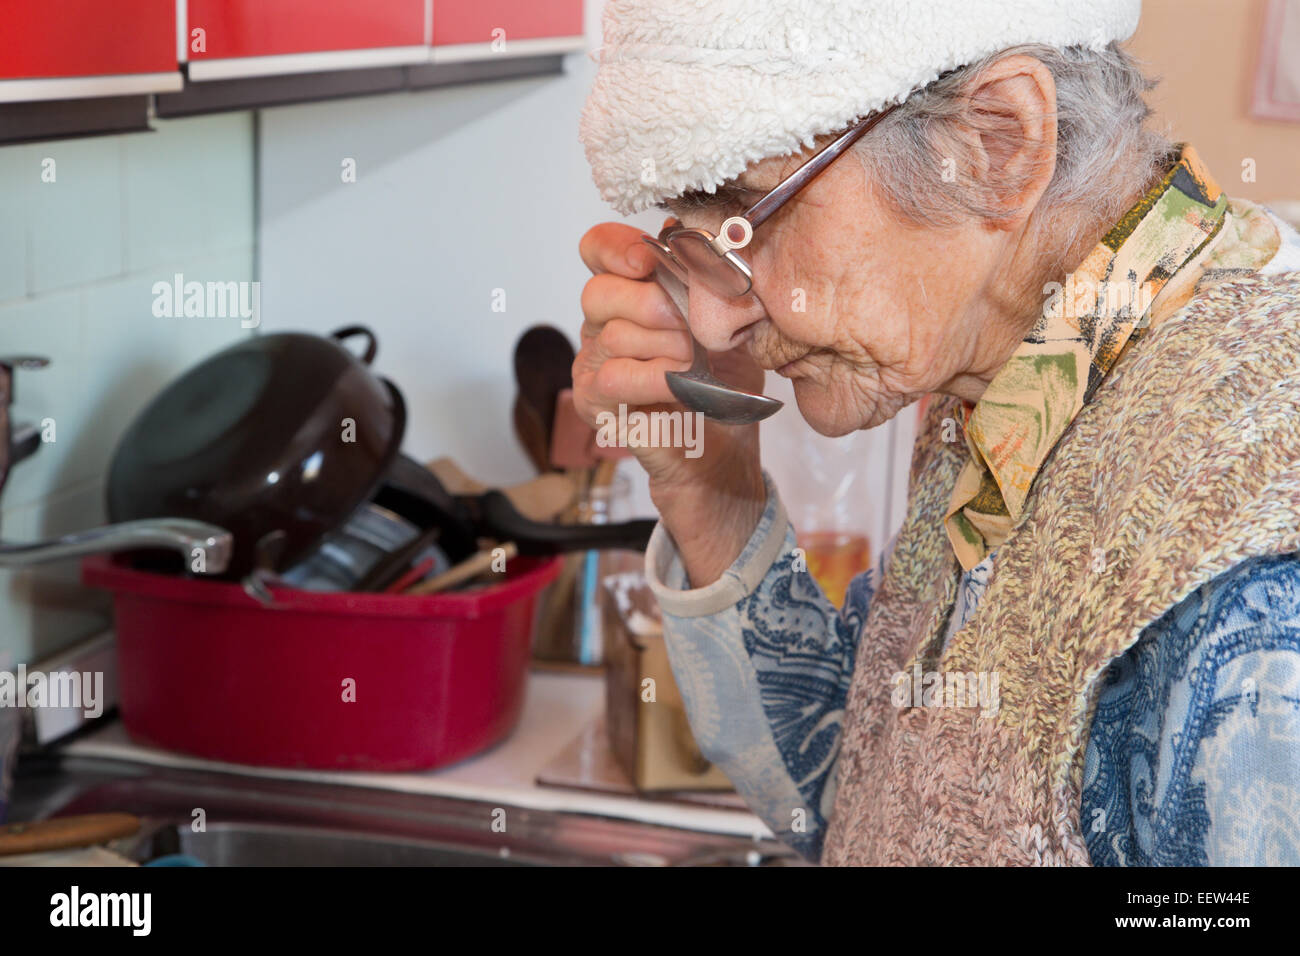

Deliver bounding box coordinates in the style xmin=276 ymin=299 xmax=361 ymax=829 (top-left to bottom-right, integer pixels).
xmin=431 ymin=0 xmax=585 ymax=63
xmin=0 ymin=0 xmax=586 ymax=118
xmin=0 ymin=0 xmax=180 ymax=102
xmin=184 ymin=0 xmax=431 ymax=81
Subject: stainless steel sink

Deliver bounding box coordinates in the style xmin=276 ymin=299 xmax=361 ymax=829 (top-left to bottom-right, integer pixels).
xmin=134 ymin=821 xmax=537 ymax=867
xmin=13 ymin=756 xmax=806 ymax=867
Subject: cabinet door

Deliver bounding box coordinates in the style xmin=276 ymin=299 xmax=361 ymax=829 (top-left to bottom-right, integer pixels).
xmin=184 ymin=0 xmax=430 ymax=81
xmin=432 ymin=0 xmax=584 ymax=63
xmin=0 ymin=0 xmax=180 ymax=102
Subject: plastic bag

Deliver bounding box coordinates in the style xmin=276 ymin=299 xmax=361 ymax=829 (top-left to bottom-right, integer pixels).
xmin=760 ymin=375 xmax=895 ymax=607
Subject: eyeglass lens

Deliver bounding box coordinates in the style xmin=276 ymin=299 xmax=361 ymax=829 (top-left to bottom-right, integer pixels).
xmin=646 ymin=234 xmax=752 ymax=298
xmin=667 ymin=233 xmax=752 ymax=297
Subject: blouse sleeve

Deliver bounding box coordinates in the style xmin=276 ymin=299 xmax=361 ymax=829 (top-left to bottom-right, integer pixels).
xmin=1083 ymin=550 xmax=1300 ymax=865
xmin=645 ymin=471 xmax=887 ymax=861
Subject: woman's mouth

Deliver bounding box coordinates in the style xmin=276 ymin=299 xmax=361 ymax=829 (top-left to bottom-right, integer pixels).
xmin=753 ymin=341 xmax=818 ymax=377
xmin=773 ymin=353 xmax=814 ymax=377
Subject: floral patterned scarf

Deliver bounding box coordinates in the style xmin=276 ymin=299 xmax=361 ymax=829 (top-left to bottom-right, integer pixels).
xmin=944 ymin=146 xmax=1280 ymax=570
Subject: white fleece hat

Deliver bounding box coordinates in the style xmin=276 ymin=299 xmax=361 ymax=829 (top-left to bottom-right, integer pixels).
xmin=579 ymin=0 xmax=1142 ymax=215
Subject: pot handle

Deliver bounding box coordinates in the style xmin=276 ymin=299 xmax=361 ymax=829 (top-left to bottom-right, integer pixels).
xmin=331 ymin=325 xmax=378 ymax=365
xmin=477 ymin=490 xmax=657 ymax=555
xmin=0 ymin=518 xmax=232 ymax=573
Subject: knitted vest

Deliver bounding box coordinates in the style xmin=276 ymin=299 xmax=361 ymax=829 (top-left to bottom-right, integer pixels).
xmin=821 ymin=274 xmax=1300 ymax=866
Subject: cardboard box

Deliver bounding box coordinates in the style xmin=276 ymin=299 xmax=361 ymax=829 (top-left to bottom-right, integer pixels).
xmin=602 ymin=571 xmax=733 ymax=792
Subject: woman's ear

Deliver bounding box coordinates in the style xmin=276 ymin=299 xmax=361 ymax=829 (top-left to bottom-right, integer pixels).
xmin=961 ymin=54 xmax=1058 ymax=226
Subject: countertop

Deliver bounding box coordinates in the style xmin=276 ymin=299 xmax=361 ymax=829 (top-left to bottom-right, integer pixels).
xmin=60 ymin=669 xmax=771 ymax=840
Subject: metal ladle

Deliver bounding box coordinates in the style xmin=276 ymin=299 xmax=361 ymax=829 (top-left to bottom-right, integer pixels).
xmin=651 ymin=262 xmax=783 ymax=426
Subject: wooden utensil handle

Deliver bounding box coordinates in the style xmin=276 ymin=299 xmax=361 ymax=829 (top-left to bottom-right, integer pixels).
xmin=405 ymin=541 xmax=518 ymax=596
xmin=0 ymin=813 xmax=141 ymax=857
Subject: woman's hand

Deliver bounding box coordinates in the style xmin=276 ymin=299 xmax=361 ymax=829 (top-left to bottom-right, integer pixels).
xmin=575 ymin=220 xmax=767 ymax=586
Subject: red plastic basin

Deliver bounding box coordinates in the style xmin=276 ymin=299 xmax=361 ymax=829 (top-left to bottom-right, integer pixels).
xmin=82 ymin=553 xmax=561 ymax=771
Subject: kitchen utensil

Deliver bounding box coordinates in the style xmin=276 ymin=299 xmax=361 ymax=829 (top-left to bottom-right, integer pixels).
xmin=500 ymin=473 xmax=580 ymax=523
xmin=405 ymin=541 xmax=519 ymax=596
xmin=576 ymin=460 xmax=620 ymax=663
xmin=533 ymin=553 xmax=585 ymax=662
xmin=513 ymin=325 xmax=575 ymax=464
xmin=279 ymin=502 xmax=448 ymax=593
xmin=428 ymin=457 xmax=579 ymax=523
xmin=352 ymin=524 xmax=445 ymax=593
xmin=668 ymin=334 xmax=785 ymax=425
xmin=83 ymin=551 xmax=562 ymax=771
xmin=549 ymin=388 xmax=601 ymax=469
xmin=383 ymin=555 xmax=436 ymax=594
xmin=512 ymin=394 xmax=552 ymax=473
xmin=475 ymin=489 xmax=654 ymax=556
xmin=0 ymin=356 xmax=232 ymax=573
xmin=0 ymin=519 xmax=233 ymax=571
xmin=651 ymin=263 xmax=784 ymax=425
xmin=535 ymin=466 xmax=592 ymax=661
xmin=0 ymin=355 xmax=48 ymax=493
xmin=106 ymin=326 xmax=406 ymax=579
xmin=376 ymin=453 xmax=656 ymax=563
xmin=0 ymin=813 xmax=141 ymax=856
xmin=374 ymin=454 xmax=480 ymax=562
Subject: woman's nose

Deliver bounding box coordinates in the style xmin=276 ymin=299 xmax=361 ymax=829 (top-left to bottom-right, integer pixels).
xmin=685 ymin=283 xmax=765 ymax=352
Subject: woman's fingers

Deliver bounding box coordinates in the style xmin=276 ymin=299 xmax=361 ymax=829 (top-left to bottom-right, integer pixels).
xmin=580 ymin=355 xmax=691 ymax=410
xmin=573 ymin=319 xmax=693 ymax=416
xmin=575 ymin=219 xmax=705 ymax=441
xmin=593 ymin=317 xmax=693 ymax=365
xmin=579 ymin=273 xmax=685 ymax=343
xmin=579 ymin=222 xmax=658 ymax=279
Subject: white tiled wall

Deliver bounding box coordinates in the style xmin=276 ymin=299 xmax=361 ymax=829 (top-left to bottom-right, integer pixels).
xmin=0 ymin=113 xmax=256 ymax=665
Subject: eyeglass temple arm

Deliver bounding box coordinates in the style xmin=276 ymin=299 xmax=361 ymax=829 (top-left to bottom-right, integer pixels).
xmin=742 ymin=105 xmax=898 ymax=231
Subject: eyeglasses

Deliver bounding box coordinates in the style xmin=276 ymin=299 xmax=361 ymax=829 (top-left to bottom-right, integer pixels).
xmin=642 ymin=105 xmax=898 ymax=298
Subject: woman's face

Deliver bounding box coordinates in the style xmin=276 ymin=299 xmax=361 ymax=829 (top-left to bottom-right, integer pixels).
xmin=667 ymin=146 xmax=1027 ymax=436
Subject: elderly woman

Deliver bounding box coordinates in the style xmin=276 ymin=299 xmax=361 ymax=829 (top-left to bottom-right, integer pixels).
xmin=574 ymin=0 xmax=1300 ymax=865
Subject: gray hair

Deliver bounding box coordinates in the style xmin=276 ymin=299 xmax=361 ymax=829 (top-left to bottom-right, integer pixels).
xmin=853 ymin=43 xmax=1172 ymax=232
